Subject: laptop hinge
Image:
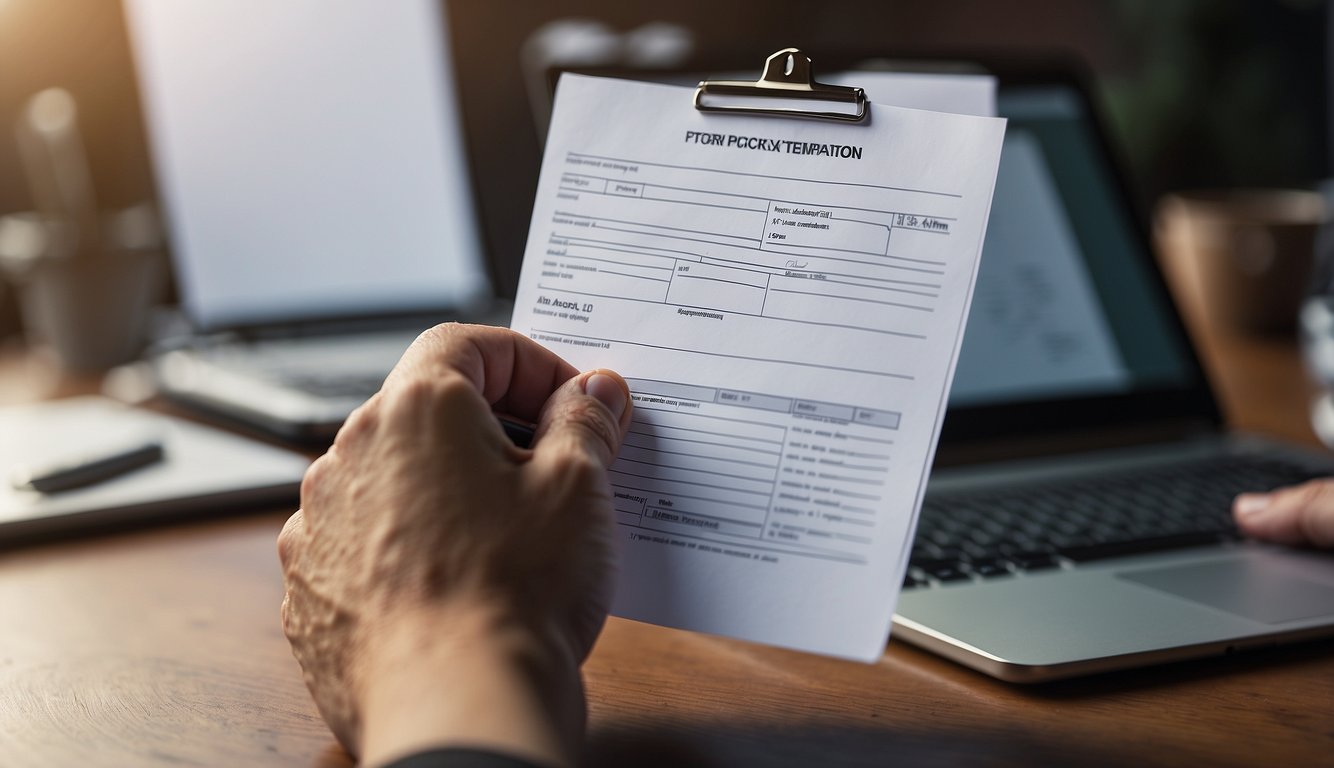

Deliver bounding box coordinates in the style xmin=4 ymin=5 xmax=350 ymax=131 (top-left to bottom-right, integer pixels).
xmin=933 ymin=419 xmax=1222 ymax=468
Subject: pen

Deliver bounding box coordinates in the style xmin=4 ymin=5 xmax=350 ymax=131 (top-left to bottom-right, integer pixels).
xmin=9 ymin=440 xmax=165 ymax=494
xmin=498 ymin=417 xmax=535 ymax=449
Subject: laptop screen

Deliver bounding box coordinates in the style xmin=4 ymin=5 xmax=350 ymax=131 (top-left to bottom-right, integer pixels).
xmin=938 ymin=75 xmax=1218 ymax=452
xmin=124 ymin=0 xmax=490 ymax=331
xmin=951 ymin=85 xmax=1197 ymax=407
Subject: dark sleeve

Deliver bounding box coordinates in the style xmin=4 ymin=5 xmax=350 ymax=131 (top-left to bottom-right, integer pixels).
xmin=380 ymin=747 xmax=551 ymax=768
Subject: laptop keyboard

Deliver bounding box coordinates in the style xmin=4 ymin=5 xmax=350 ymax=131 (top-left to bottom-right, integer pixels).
xmin=904 ymin=455 xmax=1323 ymax=589
xmin=274 ymin=372 xmax=388 ymax=399
xmin=193 ymin=331 xmax=418 ymax=400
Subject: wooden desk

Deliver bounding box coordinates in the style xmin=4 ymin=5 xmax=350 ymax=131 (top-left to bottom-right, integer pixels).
xmin=1 ymin=324 xmax=1331 ymax=768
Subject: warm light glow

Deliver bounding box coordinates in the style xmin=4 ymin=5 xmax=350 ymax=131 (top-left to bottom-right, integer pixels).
xmin=28 ymin=88 xmax=77 ymax=134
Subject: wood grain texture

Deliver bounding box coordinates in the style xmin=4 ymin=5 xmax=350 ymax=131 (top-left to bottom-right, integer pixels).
xmin=1 ymin=302 xmax=1332 ymax=766
xmin=0 ymin=513 xmax=342 ymax=767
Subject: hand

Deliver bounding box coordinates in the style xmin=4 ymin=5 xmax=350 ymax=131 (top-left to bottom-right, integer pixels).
xmin=277 ymin=323 xmax=632 ymax=767
xmin=1234 ymin=478 xmax=1334 ymax=548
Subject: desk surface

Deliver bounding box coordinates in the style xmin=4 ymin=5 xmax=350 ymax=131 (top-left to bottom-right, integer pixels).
xmin=2 ymin=313 xmax=1333 ymax=767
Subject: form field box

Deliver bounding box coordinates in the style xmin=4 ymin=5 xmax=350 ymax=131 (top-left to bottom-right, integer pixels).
xmin=762 ymin=288 xmax=935 ymax=337
xmin=768 ymin=214 xmax=889 ymax=257
xmin=667 ymin=262 xmax=767 ymax=315
xmin=542 ymin=263 xmax=669 ymax=302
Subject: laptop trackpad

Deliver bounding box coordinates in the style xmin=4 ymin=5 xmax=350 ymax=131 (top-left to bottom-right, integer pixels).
xmin=1118 ymin=557 xmax=1334 ymax=624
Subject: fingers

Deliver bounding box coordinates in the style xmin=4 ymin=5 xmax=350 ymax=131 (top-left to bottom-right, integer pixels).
xmin=1234 ymin=479 xmax=1334 ymax=548
xmin=531 ymin=369 xmax=632 ymax=471
xmin=385 ymin=324 xmax=581 ymax=423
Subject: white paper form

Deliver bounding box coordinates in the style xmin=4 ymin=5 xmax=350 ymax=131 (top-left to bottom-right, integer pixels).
xmin=511 ymin=74 xmax=1006 ymax=661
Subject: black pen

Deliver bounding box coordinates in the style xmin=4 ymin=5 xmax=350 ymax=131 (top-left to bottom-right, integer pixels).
xmin=498 ymin=417 xmax=535 ymax=449
xmin=9 ymin=439 xmax=165 ymax=494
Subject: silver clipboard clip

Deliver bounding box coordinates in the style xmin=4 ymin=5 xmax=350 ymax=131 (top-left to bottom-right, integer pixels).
xmin=693 ymin=48 xmax=868 ymax=123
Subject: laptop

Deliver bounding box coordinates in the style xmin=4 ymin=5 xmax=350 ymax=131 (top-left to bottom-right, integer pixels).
xmin=123 ymin=0 xmax=504 ymax=439
xmin=892 ymin=70 xmax=1334 ymax=682
xmin=527 ymin=59 xmax=1334 ymax=679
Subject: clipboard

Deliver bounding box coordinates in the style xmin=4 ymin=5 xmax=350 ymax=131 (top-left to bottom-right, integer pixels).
xmin=511 ymin=57 xmax=1009 ymax=660
xmin=693 ymin=47 xmax=869 ymax=123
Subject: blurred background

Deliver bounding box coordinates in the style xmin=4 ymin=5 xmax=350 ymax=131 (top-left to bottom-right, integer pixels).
xmin=0 ymin=0 xmax=1328 ymax=344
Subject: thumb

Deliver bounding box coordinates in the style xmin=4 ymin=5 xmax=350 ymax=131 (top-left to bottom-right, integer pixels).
xmin=531 ymin=369 xmax=632 ymax=470
xmin=1235 ymin=479 xmax=1334 ymax=548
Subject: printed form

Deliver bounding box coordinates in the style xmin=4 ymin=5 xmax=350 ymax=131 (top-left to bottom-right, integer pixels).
xmin=512 ymin=74 xmax=1006 ymax=661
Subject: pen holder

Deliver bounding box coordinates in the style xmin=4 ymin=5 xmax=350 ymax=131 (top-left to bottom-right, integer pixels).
xmin=0 ymin=205 xmax=165 ymax=372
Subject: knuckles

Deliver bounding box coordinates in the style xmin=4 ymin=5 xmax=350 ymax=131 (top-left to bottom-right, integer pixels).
xmin=280 ymin=593 xmax=293 ymax=635
xmin=411 ymin=321 xmax=458 ymax=350
xmin=543 ymin=442 xmax=607 ymax=491
xmin=277 ymin=511 xmax=303 ymax=566
xmin=382 ymin=371 xmax=480 ymax=424
xmin=335 ymin=395 xmax=380 ymax=446
xmin=300 ymin=455 xmax=333 ymax=508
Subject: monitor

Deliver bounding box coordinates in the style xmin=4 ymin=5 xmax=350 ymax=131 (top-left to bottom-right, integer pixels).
xmin=123 ymin=0 xmax=489 ymax=330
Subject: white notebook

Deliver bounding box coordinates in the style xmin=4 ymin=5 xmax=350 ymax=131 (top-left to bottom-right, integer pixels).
xmin=0 ymin=397 xmax=309 ymax=541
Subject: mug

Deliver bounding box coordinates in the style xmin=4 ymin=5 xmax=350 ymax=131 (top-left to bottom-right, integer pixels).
xmin=0 ymin=206 xmax=164 ymax=372
xmin=1155 ymin=189 xmax=1326 ymax=335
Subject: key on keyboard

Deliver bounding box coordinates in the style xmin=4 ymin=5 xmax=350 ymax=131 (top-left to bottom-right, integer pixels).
xmin=904 ymin=455 xmax=1321 ymax=587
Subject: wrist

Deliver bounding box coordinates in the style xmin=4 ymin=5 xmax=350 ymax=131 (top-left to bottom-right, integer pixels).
xmin=356 ymin=600 xmax=584 ymax=768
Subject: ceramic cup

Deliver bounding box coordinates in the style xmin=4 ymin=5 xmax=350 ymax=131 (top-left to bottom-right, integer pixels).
xmin=1155 ymin=189 xmax=1327 ymax=335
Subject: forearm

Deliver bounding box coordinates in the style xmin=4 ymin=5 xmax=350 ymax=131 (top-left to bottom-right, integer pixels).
xmin=359 ymin=603 xmax=584 ymax=768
